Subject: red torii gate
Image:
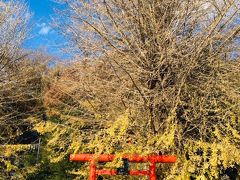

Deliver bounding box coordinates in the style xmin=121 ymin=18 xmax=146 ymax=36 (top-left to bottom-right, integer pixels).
xmin=70 ymin=154 xmax=177 ymax=180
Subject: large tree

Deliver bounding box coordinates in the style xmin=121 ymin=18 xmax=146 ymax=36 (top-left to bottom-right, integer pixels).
xmin=0 ymin=0 xmax=48 ymax=150
xmin=59 ymin=0 xmax=240 ymax=133
xmin=40 ymin=0 xmax=240 ymax=178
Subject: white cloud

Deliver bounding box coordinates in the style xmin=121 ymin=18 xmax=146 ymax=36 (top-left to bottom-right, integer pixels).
xmin=38 ymin=24 xmax=52 ymax=35
xmin=37 ymin=23 xmax=46 ymax=27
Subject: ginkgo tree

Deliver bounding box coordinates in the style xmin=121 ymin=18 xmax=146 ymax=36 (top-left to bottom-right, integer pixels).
xmin=0 ymin=1 xmax=48 ymax=179
xmin=1 ymin=0 xmax=239 ymax=179
xmin=36 ymin=0 xmax=240 ymax=179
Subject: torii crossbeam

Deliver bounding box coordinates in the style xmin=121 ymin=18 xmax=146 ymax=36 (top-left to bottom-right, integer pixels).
xmin=70 ymin=154 xmax=177 ymax=180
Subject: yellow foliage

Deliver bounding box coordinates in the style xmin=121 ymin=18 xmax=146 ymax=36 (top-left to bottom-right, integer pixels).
xmin=33 ymin=121 xmax=57 ymax=134
xmin=0 ymin=145 xmax=31 ymax=157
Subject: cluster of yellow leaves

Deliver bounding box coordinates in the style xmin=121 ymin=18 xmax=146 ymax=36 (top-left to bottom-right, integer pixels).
xmin=0 ymin=145 xmax=31 ymax=157
xmin=0 ymin=144 xmax=41 ymax=179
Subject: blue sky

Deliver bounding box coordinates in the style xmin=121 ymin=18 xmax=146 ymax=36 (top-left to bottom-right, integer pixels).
xmin=23 ymin=0 xmax=68 ymax=59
